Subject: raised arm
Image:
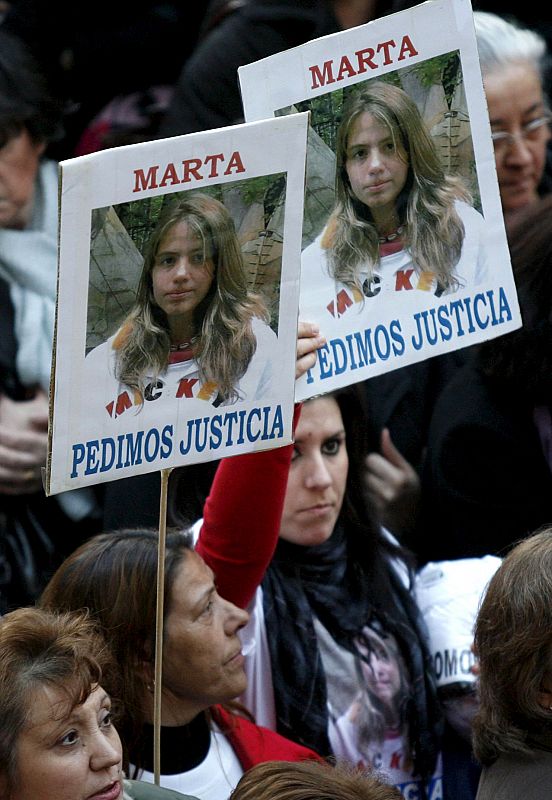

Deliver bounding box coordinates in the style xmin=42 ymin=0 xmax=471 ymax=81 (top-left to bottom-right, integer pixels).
xmin=196 ymin=409 xmax=299 ymax=608
xmin=196 ymin=322 xmax=324 ymax=607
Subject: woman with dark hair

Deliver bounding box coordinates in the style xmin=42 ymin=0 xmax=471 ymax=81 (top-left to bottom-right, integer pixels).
xmin=40 ymin=418 xmax=321 ymax=798
xmin=0 ymin=29 xmax=99 ymax=611
xmin=86 ymin=192 xmax=276 ymax=411
xmin=473 ymin=528 xmax=552 ymax=799
xmin=0 ymin=605 xmax=196 ymax=800
xmin=301 ymin=81 xmax=489 ymax=306
xmin=419 ymin=195 xmax=552 ymax=562
xmin=192 ymin=388 xmax=443 ymax=797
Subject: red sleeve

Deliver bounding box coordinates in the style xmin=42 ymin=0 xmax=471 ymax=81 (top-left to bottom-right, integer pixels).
xmin=212 ymin=706 xmax=323 ymax=769
xmin=196 ymin=405 xmax=301 ymax=609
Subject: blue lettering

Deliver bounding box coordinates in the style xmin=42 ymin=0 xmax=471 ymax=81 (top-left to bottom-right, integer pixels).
xmin=71 ymin=444 xmax=85 ymax=478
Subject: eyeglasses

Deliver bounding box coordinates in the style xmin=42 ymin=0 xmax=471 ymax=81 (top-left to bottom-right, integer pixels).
xmin=491 ymin=113 xmax=552 ymax=155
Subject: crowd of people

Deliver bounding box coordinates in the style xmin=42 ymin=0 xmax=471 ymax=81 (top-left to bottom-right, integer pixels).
xmin=0 ymin=2 xmax=551 ymax=800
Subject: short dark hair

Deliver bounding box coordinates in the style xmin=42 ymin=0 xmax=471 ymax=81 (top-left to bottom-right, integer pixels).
xmin=231 ymin=760 xmax=403 ymax=800
xmin=0 ymin=29 xmax=63 ymax=145
xmin=0 ymin=606 xmax=112 ymax=793
xmin=473 ymin=527 xmax=552 ymax=764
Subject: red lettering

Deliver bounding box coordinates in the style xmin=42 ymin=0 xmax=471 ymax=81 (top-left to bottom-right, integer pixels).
xmin=133 ymin=166 xmax=159 ymax=193
xmin=224 ymin=151 xmax=245 ymax=176
xmin=377 ymin=39 xmax=396 ymax=65
xmin=355 ymin=47 xmax=377 ymax=73
xmin=176 ymin=378 xmax=199 ymax=399
xmin=389 ymin=751 xmax=402 ymax=770
xmin=398 ymin=34 xmax=418 ymax=61
xmin=327 ymin=300 xmax=336 ymax=318
xmin=204 ymin=153 xmax=225 ymax=178
xmin=106 ymin=391 xmax=133 ymax=418
xmin=182 ymin=158 xmax=204 ymax=182
xmin=309 ymin=60 xmax=335 ymax=89
xmin=336 ymin=288 xmax=353 ymax=316
xmin=159 ymin=162 xmax=179 ymax=188
xmin=395 ymin=269 xmax=414 ymax=291
xmin=337 ymin=55 xmax=356 ymax=82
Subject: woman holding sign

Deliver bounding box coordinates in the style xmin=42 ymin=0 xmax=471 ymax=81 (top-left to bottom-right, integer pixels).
xmin=301 ymin=81 xmax=489 ymax=304
xmin=194 ymin=387 xmax=443 ymax=797
xmin=86 ymin=192 xmax=277 ymax=413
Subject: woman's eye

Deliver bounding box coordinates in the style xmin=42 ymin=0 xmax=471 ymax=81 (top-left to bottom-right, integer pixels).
xmin=158 ymin=256 xmax=175 ymax=267
xmin=100 ymin=710 xmax=113 ymax=729
xmin=190 ymin=253 xmax=205 ymax=265
xmin=202 ymin=596 xmax=215 ymax=615
xmin=59 ymin=730 xmax=79 ymax=747
xmin=322 ymin=438 xmax=341 ymax=456
xmin=291 ymin=445 xmax=301 ymax=462
xmin=383 ymin=141 xmax=395 ymax=153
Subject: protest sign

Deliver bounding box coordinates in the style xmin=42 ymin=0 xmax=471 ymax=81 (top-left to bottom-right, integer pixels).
xmin=47 ymin=114 xmax=308 ymax=494
xmin=240 ymin=0 xmax=521 ymax=402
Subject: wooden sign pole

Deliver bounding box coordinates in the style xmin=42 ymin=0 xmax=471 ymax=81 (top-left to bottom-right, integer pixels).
xmin=153 ymin=467 xmax=172 ymax=785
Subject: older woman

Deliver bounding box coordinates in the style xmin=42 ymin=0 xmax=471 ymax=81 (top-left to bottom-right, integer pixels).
xmin=474 ymin=12 xmax=551 ymax=218
xmin=0 ymin=29 xmax=99 ymax=611
xmin=40 ymin=407 xmax=321 ymax=799
xmin=0 ymin=605 xmax=196 ymax=800
xmin=85 ymin=192 xmax=276 ymax=412
xmin=473 ymin=528 xmax=552 ymax=799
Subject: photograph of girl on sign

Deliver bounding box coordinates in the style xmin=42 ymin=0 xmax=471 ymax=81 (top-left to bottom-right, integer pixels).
xmin=329 ymin=626 xmax=413 ymax=782
xmin=85 ymin=192 xmax=277 ymax=416
xmin=301 ymin=80 xmax=491 ymax=310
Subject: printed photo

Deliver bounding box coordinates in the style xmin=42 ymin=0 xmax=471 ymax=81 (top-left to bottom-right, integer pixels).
xmin=47 ymin=114 xmax=308 ymax=494
xmin=85 ymin=177 xmax=285 ymax=418
xmin=239 ymin=0 xmax=520 ymax=401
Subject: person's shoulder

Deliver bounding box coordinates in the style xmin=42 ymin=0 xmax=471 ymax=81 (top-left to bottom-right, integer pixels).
xmin=301 ymin=221 xmax=336 ymax=285
xmin=41 ymin=159 xmax=59 ymax=180
xmin=213 ymin=706 xmax=322 ymax=764
xmin=455 ymin=199 xmax=484 ymax=225
xmin=123 ymin=778 xmax=199 ymax=800
xmin=86 ymin=321 xmax=132 ymax=360
xmin=477 ymin=750 xmax=552 ymax=800
xmin=251 ymin=315 xmax=277 ymax=343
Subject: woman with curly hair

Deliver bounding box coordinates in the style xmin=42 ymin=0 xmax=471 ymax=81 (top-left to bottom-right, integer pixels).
xmin=86 ymin=192 xmax=276 ymax=412
xmin=301 ymin=81 xmax=489 ymax=304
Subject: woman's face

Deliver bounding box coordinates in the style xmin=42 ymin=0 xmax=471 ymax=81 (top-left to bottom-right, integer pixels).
xmin=361 ymin=639 xmax=401 ymax=708
xmin=151 ymin=220 xmax=215 ymax=337
xmin=484 ymin=62 xmax=550 ymax=214
xmin=11 ymin=684 xmax=122 ymax=800
xmin=161 ymin=551 xmax=249 ymax=723
xmin=0 ymin=128 xmax=45 ymax=229
xmin=279 ymin=397 xmax=348 ymax=547
xmin=345 ymin=111 xmax=409 ymax=227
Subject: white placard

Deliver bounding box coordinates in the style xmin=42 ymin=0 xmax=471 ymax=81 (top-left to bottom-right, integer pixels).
xmin=47 ymin=114 xmax=309 ymax=494
xmin=240 ymin=0 xmax=520 ymax=401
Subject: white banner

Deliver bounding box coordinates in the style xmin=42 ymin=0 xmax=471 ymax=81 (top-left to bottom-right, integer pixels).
xmin=47 ymin=114 xmax=309 ymax=494
xmin=240 ymin=0 xmax=520 ymax=401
